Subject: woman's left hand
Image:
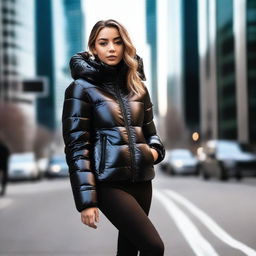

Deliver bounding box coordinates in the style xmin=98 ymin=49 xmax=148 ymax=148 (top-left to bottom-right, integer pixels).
xmin=150 ymin=148 xmax=158 ymax=162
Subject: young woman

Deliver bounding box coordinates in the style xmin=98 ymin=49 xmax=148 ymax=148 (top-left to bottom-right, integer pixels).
xmin=62 ymin=19 xmax=166 ymax=256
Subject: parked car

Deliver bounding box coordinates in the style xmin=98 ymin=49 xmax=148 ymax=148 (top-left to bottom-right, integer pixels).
xmin=8 ymin=152 xmax=40 ymax=181
xmin=160 ymin=149 xmax=199 ymax=175
xmin=45 ymin=154 xmax=69 ymax=178
xmin=197 ymin=140 xmax=256 ymax=181
xmin=37 ymin=157 xmax=49 ymax=177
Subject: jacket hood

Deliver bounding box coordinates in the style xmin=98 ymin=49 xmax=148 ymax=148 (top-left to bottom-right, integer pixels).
xmin=69 ymin=51 xmax=146 ymax=84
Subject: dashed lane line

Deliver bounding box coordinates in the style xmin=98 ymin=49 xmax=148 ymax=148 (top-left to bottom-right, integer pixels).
xmin=164 ymin=189 xmax=256 ymax=256
xmin=154 ymin=190 xmax=219 ymax=256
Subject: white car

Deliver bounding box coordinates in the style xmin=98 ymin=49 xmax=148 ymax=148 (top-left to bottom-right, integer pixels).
xmin=160 ymin=149 xmax=199 ymax=175
xmin=45 ymin=154 xmax=69 ymax=178
xmin=8 ymin=152 xmax=40 ymax=180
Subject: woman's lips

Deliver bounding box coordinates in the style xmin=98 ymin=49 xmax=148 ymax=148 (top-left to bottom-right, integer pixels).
xmin=107 ymin=56 xmax=117 ymax=60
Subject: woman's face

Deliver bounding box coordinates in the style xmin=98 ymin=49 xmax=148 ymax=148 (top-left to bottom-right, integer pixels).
xmin=93 ymin=27 xmax=124 ymax=66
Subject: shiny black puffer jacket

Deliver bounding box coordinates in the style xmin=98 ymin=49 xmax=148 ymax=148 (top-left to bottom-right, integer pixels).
xmin=62 ymin=52 xmax=165 ymax=212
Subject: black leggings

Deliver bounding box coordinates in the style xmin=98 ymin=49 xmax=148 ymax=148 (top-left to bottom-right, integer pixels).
xmin=97 ymin=180 xmax=164 ymax=256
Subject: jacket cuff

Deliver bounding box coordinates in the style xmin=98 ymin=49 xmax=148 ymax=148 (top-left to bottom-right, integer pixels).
xmin=146 ymin=135 xmax=166 ymax=165
xmin=149 ymin=144 xmax=165 ymax=165
xmin=72 ymin=187 xmax=98 ymax=212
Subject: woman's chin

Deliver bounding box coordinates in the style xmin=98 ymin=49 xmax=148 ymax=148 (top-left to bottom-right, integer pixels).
xmin=104 ymin=59 xmax=122 ymax=66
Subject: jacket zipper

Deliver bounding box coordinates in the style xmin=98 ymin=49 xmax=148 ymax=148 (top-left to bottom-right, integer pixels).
xmin=114 ymin=82 xmax=136 ymax=181
xmin=99 ymin=134 xmax=107 ymax=173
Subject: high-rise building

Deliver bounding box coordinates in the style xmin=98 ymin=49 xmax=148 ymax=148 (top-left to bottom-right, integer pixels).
xmin=246 ymin=0 xmax=256 ymax=143
xmin=0 ymin=0 xmax=35 ymax=103
xmin=216 ymin=0 xmax=237 ymax=139
xmin=35 ymin=0 xmax=84 ymax=130
xmin=198 ymin=0 xmax=256 ymax=144
xmin=145 ymin=0 xmax=200 ymax=147
xmin=146 ymin=0 xmax=158 ymax=114
xmin=182 ymin=0 xmax=200 ymax=135
xmin=35 ymin=0 xmax=56 ymax=130
xmin=0 ymin=0 xmax=38 ymax=152
xmin=63 ymin=0 xmax=85 ymax=60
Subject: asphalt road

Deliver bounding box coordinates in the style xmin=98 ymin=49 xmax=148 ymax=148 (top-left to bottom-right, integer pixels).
xmin=0 ymin=168 xmax=256 ymax=256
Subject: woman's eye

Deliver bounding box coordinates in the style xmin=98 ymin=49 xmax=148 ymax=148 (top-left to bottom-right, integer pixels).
xmin=99 ymin=42 xmax=107 ymax=46
xmin=115 ymin=41 xmax=123 ymax=45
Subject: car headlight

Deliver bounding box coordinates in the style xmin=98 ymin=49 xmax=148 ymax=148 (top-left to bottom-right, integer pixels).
xmin=50 ymin=164 xmax=61 ymax=173
xmin=174 ymin=160 xmax=183 ymax=168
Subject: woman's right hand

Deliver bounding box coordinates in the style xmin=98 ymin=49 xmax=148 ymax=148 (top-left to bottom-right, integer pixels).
xmin=81 ymin=207 xmax=99 ymax=229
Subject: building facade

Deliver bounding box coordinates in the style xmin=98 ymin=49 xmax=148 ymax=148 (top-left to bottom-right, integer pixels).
xmin=0 ymin=0 xmax=37 ymax=152
xmin=148 ymin=0 xmax=200 ymax=148
xmin=198 ymin=0 xmax=256 ymax=144
xmin=36 ymin=0 xmax=84 ymax=131
xmin=63 ymin=0 xmax=85 ymax=61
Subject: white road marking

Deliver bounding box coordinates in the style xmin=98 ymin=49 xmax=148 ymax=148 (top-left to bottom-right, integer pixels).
xmin=154 ymin=190 xmax=219 ymax=256
xmin=0 ymin=198 xmax=13 ymax=210
xmin=164 ymin=189 xmax=256 ymax=256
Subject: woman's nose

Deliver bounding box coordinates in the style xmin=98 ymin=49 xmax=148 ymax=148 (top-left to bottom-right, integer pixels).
xmin=108 ymin=43 xmax=115 ymax=52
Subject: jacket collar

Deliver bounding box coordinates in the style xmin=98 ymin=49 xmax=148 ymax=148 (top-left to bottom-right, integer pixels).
xmin=69 ymin=51 xmax=146 ymax=84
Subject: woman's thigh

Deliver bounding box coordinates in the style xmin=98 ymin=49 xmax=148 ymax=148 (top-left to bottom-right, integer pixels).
xmin=97 ymin=182 xmax=164 ymax=255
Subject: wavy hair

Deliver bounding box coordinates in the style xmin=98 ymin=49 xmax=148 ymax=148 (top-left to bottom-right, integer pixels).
xmin=88 ymin=19 xmax=146 ymax=96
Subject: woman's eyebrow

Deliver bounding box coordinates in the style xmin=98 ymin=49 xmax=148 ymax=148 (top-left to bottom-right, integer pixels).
xmin=98 ymin=36 xmax=122 ymax=41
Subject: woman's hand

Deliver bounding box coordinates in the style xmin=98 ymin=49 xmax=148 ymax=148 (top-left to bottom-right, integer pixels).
xmin=81 ymin=207 xmax=99 ymax=229
xmin=150 ymin=148 xmax=159 ymax=162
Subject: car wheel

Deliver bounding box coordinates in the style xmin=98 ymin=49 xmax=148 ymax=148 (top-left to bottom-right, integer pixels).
xmin=0 ymin=170 xmax=3 ymax=195
xmin=199 ymin=165 xmax=209 ymax=180
xmin=194 ymin=166 xmax=200 ymax=176
xmin=168 ymin=167 xmax=176 ymax=176
xmin=219 ymin=167 xmax=229 ymax=181
xmin=235 ymin=171 xmax=242 ymax=181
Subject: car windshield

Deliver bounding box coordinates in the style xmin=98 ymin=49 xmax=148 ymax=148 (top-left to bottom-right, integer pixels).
xmin=11 ymin=154 xmax=34 ymax=162
xmin=217 ymin=142 xmax=241 ymax=155
xmin=50 ymin=156 xmax=66 ymax=163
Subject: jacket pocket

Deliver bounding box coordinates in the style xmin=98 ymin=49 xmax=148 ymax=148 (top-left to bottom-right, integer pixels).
xmin=99 ymin=134 xmax=107 ymax=173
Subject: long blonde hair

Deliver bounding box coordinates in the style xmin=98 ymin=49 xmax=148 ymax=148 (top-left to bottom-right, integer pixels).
xmin=88 ymin=19 xmax=146 ymax=96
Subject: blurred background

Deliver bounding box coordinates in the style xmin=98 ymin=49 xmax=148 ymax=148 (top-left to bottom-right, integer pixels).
xmin=0 ymin=0 xmax=256 ymax=255
xmin=0 ymin=0 xmax=256 ymax=181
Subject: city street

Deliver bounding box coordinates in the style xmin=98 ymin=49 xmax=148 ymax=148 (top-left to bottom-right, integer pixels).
xmin=0 ymin=168 xmax=256 ymax=256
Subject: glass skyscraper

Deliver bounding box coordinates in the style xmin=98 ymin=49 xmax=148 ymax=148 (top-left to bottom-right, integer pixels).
xmin=247 ymin=0 xmax=256 ymax=143
xmin=0 ymin=0 xmax=37 ymax=152
xmin=216 ymin=0 xmax=237 ymax=139
xmin=198 ymin=0 xmax=256 ymax=144
xmin=35 ymin=0 xmax=85 ymax=131
xmin=64 ymin=0 xmax=85 ymax=60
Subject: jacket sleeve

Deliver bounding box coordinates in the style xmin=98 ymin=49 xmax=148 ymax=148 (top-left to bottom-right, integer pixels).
xmin=142 ymin=86 xmax=166 ymax=164
xmin=62 ymin=80 xmax=97 ymax=212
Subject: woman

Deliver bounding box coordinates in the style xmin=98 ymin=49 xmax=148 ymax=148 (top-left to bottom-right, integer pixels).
xmin=62 ymin=19 xmax=166 ymax=256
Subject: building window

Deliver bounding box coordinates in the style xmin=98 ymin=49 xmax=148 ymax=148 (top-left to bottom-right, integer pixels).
xmin=2 ymin=30 xmax=16 ymax=38
xmin=2 ymin=7 xmax=16 ymax=15
xmin=3 ymin=54 xmax=17 ymax=65
xmin=2 ymin=42 xmax=19 ymax=49
xmin=2 ymin=18 xmax=19 ymax=26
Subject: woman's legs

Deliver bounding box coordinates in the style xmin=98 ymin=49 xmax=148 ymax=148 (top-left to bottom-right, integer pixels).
xmin=117 ymin=181 xmax=153 ymax=256
xmin=97 ymin=181 xmax=164 ymax=256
